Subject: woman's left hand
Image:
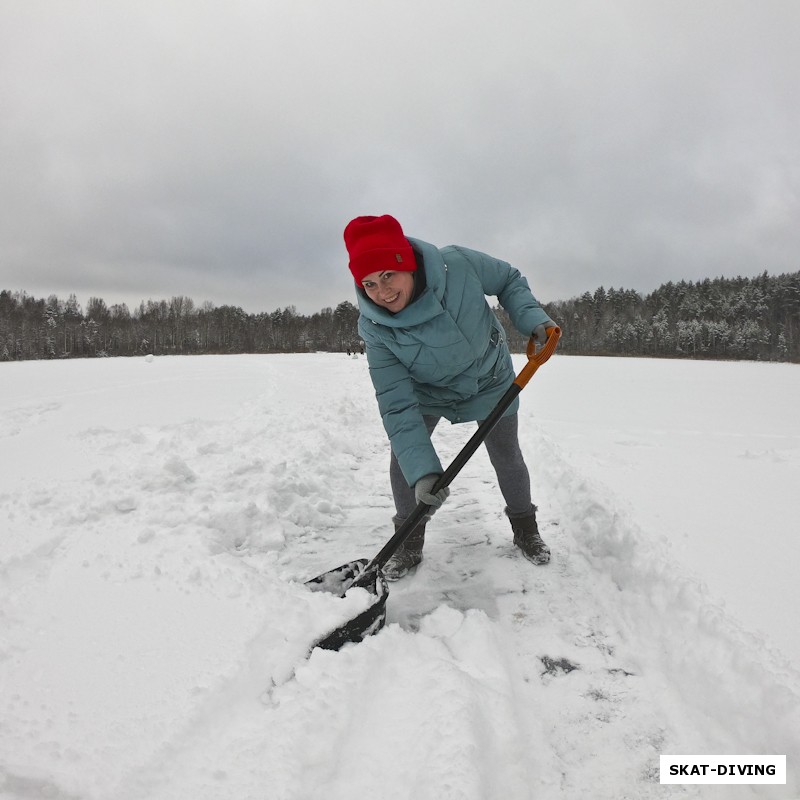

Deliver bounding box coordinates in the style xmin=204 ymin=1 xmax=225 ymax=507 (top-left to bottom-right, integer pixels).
xmin=532 ymin=323 xmax=559 ymax=353
xmin=532 ymin=324 xmax=551 ymax=345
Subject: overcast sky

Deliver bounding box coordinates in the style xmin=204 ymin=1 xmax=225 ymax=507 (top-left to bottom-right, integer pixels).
xmin=2 ymin=0 xmax=799 ymax=315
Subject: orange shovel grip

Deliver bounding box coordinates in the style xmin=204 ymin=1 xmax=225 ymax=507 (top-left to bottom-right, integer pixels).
xmin=513 ymin=325 xmax=561 ymax=389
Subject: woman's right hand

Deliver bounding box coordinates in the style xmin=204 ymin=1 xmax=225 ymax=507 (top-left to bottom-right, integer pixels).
xmin=414 ymin=474 xmax=449 ymax=512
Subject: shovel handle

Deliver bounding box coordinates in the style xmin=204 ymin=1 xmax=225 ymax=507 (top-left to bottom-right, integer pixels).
xmin=362 ymin=324 xmax=562 ymax=576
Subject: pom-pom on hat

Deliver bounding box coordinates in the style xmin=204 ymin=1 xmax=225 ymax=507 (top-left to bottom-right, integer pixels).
xmin=344 ymin=215 xmax=416 ymax=284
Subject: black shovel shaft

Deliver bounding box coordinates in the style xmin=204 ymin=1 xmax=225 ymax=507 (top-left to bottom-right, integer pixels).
xmin=355 ymin=324 xmax=561 ymax=583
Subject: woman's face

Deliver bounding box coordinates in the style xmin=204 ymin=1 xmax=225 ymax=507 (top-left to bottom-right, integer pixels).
xmin=360 ymin=270 xmax=415 ymax=313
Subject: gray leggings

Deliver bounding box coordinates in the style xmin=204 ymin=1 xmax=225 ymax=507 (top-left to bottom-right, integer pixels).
xmin=390 ymin=413 xmax=534 ymax=520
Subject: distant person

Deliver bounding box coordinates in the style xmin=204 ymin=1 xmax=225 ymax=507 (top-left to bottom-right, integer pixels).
xmin=344 ymin=214 xmax=558 ymax=580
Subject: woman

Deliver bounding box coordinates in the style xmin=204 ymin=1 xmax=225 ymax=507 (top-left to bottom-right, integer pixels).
xmin=344 ymin=214 xmax=557 ymax=580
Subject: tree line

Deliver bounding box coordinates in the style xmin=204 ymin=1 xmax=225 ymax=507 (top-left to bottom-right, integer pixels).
xmin=0 ymin=293 xmax=361 ymax=360
xmin=2 ymin=270 xmax=799 ymax=363
xmin=500 ymin=270 xmax=800 ymax=363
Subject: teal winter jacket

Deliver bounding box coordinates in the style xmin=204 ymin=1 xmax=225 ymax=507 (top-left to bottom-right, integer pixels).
xmin=356 ymin=236 xmax=554 ymax=488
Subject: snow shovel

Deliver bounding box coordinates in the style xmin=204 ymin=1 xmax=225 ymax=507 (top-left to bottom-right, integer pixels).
xmin=305 ymin=325 xmax=562 ymax=651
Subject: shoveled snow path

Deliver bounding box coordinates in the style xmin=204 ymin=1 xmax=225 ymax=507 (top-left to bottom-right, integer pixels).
xmin=1 ymin=354 xmax=798 ymax=800
xmin=110 ymin=356 xmax=797 ymax=799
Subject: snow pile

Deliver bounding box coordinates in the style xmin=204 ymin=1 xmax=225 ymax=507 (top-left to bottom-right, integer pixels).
xmin=1 ymin=353 xmax=798 ymax=799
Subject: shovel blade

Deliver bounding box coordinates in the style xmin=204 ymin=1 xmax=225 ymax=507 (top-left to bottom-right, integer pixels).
xmin=305 ymin=558 xmax=389 ymax=651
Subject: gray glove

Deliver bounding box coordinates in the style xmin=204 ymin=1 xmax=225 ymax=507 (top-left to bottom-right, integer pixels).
xmin=414 ymin=473 xmax=450 ymax=512
xmin=532 ymin=323 xmax=553 ymax=346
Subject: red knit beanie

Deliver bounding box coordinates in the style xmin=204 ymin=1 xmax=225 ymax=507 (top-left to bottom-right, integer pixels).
xmin=344 ymin=215 xmax=416 ymax=284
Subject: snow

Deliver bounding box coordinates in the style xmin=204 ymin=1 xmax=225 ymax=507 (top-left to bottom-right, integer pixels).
xmin=1 ymin=352 xmax=798 ymax=799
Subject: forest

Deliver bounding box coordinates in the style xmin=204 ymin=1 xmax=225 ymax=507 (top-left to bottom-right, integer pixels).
xmin=2 ymin=270 xmax=799 ymax=363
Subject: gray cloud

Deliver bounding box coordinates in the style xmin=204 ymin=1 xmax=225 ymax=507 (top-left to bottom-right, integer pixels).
xmin=2 ymin=0 xmax=799 ymax=314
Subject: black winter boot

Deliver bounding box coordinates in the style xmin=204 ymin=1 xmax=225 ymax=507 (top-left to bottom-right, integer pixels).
xmin=507 ymin=507 xmax=551 ymax=565
xmin=383 ymin=516 xmax=427 ymax=581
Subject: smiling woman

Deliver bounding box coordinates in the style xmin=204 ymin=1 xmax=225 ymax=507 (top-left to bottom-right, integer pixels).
xmin=343 ymin=214 xmax=557 ymax=580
